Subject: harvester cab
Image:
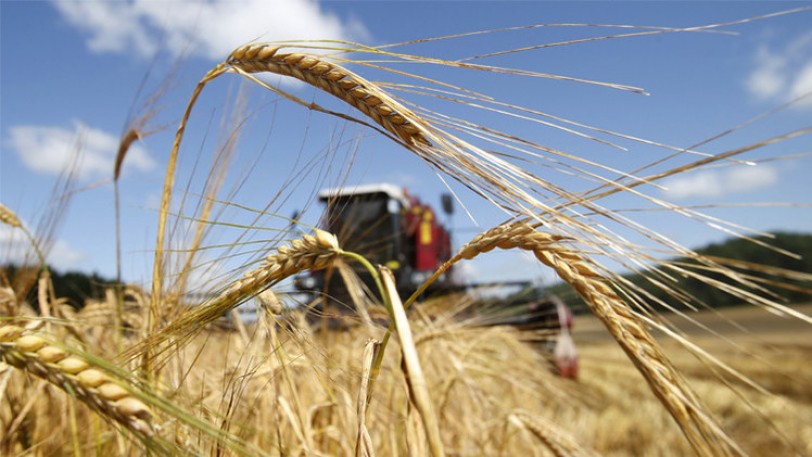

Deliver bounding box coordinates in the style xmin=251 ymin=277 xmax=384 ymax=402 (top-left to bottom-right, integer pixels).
xmin=293 ymin=183 xmax=578 ymax=378
xmin=294 ymin=183 xmax=454 ymax=301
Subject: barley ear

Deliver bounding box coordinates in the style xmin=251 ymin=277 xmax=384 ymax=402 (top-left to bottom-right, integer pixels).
xmin=0 ymin=202 xmax=48 ymax=268
xmin=456 ymin=222 xmax=744 ymax=457
xmin=0 ymin=325 xmax=156 ymax=438
xmin=225 ymin=44 xmax=430 ymax=146
xmin=114 ymin=128 xmax=143 ymax=181
xmin=258 ymin=289 xmax=283 ymax=315
xmin=127 ymin=230 xmax=341 ymax=359
xmin=0 ymin=203 xmax=22 ymax=228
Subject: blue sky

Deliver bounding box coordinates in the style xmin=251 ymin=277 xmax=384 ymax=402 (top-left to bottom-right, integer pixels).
xmin=1 ymin=1 xmax=811 ymax=291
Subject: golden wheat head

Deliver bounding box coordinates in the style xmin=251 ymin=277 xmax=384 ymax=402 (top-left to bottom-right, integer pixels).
xmin=226 ymin=44 xmax=429 ymax=146
xmin=0 ymin=325 xmax=155 ymax=438
xmin=0 ymin=203 xmax=22 ymax=228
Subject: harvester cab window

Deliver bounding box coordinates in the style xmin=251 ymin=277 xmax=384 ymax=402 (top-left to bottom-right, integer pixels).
xmin=325 ymin=193 xmax=397 ymax=266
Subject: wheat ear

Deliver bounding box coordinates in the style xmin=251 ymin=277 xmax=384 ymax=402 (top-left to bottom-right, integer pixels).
xmin=0 ymin=325 xmax=155 ymax=438
xmin=226 ymin=44 xmax=429 ymax=146
xmin=509 ymin=412 xmax=599 ymax=457
xmin=0 ymin=203 xmax=48 ymax=271
xmin=456 ymin=223 xmax=743 ymax=457
xmin=129 ymin=230 xmax=340 ymax=358
xmin=0 ymin=203 xmax=22 ymax=227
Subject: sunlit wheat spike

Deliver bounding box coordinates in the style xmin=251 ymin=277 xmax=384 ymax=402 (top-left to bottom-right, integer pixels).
xmin=0 ymin=203 xmax=22 ymax=228
xmin=0 ymin=325 xmax=155 ymax=438
xmin=226 ymin=43 xmax=430 ymax=146
xmin=114 ymin=128 xmax=143 ymax=181
xmin=455 ymin=222 xmax=745 ymax=457
xmin=258 ymin=288 xmax=283 ymax=315
xmin=129 ymin=230 xmax=341 ymax=359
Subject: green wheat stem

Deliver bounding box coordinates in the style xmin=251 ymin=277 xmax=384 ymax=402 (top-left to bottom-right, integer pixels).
xmin=339 ymin=250 xmax=394 ymax=398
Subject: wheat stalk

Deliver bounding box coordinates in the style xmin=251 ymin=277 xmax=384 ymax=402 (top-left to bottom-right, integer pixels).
xmin=453 ymin=222 xmax=744 ymax=457
xmin=0 ymin=325 xmax=155 ymax=438
xmin=151 ymin=45 xmax=432 ymax=308
xmin=226 ymin=44 xmax=429 ymax=146
xmin=354 ymin=339 xmax=379 ymax=457
xmin=129 ymin=230 xmax=341 ymax=359
xmin=380 ymin=267 xmax=445 ymax=457
xmin=509 ymin=411 xmax=599 ymax=457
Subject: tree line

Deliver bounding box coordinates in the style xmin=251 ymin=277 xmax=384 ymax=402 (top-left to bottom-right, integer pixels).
xmin=545 ymin=232 xmax=812 ymax=313
xmin=3 ymin=232 xmax=811 ymax=313
xmin=1 ymin=264 xmax=118 ymax=311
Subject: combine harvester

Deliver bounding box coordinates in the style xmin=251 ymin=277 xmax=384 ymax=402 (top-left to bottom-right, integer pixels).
xmin=294 ymin=183 xmax=578 ymax=377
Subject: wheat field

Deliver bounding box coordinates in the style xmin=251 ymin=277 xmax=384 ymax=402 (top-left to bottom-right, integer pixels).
xmin=2 ymin=8 xmax=811 ymax=457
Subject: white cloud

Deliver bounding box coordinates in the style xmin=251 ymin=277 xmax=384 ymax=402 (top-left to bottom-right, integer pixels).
xmin=51 ymin=0 xmax=369 ymax=61
xmin=746 ymin=47 xmax=786 ymax=100
xmin=47 ymin=239 xmax=88 ymax=270
xmin=789 ymin=61 xmax=812 ymax=100
xmin=746 ymin=31 xmax=812 ymax=109
xmin=0 ymin=225 xmax=86 ymax=271
xmin=6 ymin=121 xmax=155 ymax=180
xmin=663 ymin=165 xmax=778 ymax=200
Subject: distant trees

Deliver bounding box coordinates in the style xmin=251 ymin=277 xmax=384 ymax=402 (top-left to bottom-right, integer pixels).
xmin=3 ymin=232 xmax=811 ymax=313
xmin=1 ymin=264 xmax=118 ymax=311
xmin=546 ymin=232 xmax=812 ymax=313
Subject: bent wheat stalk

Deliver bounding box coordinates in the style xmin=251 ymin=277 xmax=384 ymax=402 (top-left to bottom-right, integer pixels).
xmin=227 ymin=44 xmax=430 ymax=146
xmin=151 ymin=43 xmax=430 ymax=306
xmin=452 ymin=222 xmax=743 ymax=457
xmin=380 ymin=267 xmax=445 ymax=457
xmin=0 ymin=325 xmax=155 ymax=439
xmin=130 ymin=230 xmax=340 ymax=360
xmin=222 ymin=45 xmax=572 ymax=225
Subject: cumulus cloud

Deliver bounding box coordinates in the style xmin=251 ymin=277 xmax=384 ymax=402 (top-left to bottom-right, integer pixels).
xmin=746 ymin=31 xmax=812 ymax=108
xmin=51 ymin=0 xmax=369 ymax=61
xmin=6 ymin=121 xmax=155 ymax=180
xmin=789 ymin=61 xmax=812 ymax=100
xmin=0 ymin=225 xmax=86 ymax=270
xmin=663 ymin=165 xmax=778 ymax=200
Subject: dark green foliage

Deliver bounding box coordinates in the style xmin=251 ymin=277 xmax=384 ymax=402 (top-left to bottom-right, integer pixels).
xmin=547 ymin=232 xmax=812 ymax=313
xmin=1 ymin=264 xmax=118 ymax=311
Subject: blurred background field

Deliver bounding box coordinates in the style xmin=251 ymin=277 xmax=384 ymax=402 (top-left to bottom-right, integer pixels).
xmin=572 ymin=303 xmax=812 ymax=456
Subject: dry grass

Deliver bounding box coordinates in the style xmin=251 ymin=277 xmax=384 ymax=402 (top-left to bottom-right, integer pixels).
xmin=575 ymin=336 xmax=812 ymax=456
xmin=0 ymin=325 xmax=155 ymax=441
xmin=2 ymin=296 xmax=808 ymax=455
